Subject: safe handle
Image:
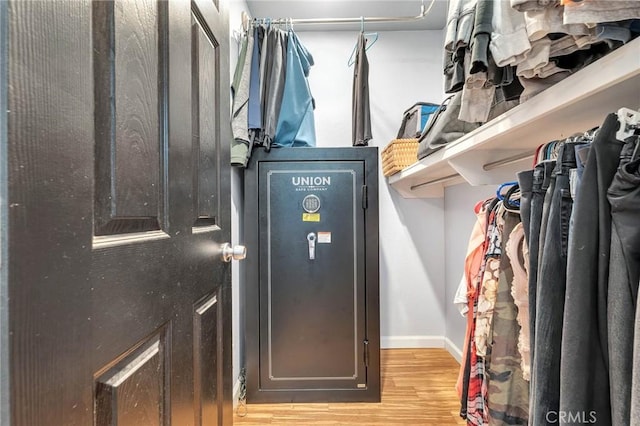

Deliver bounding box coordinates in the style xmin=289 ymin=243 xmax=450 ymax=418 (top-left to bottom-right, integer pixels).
xmin=221 ymin=243 xmax=247 ymax=262
xmin=307 ymin=233 xmax=316 ymax=260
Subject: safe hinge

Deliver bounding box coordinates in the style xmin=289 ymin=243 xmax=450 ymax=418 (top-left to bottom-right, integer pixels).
xmin=363 ymin=339 xmax=370 ymax=367
xmin=361 ymin=185 xmax=368 ymax=210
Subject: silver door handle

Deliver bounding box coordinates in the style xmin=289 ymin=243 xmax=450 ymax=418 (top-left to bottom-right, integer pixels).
xmin=307 ymin=233 xmax=316 ymax=260
xmin=221 ymin=243 xmax=247 ymax=262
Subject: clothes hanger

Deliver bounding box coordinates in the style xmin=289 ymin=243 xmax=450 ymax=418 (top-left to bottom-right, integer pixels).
xmin=582 ymin=126 xmax=599 ymax=142
xmin=241 ymin=11 xmax=250 ymax=32
xmin=616 ymin=107 xmax=640 ymax=141
xmin=565 ymin=132 xmax=585 ymax=144
xmin=367 ymin=33 xmax=379 ymax=46
xmin=231 ymin=29 xmax=243 ymax=45
xmin=359 ymin=15 xmax=379 ymax=52
xmin=496 ymin=181 xmax=518 ymax=201
xmin=347 ymin=17 xmax=379 ymax=66
xmin=533 ymin=143 xmax=545 ymax=166
xmin=544 ymin=141 xmax=555 ymax=160
xmin=504 ymin=183 xmax=521 ymax=210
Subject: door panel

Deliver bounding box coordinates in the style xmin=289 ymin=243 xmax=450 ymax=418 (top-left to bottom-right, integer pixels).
xmin=95 ymin=328 xmax=170 ymax=426
xmin=93 ymin=0 xmax=168 ymax=236
xmin=4 ymin=0 xmax=232 ymax=425
xmin=191 ymin=13 xmax=220 ymax=230
xmin=258 ymin=162 xmax=367 ymax=390
xmin=193 ymin=292 xmax=221 ymax=426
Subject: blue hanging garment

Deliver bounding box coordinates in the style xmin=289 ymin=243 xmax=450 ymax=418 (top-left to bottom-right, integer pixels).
xmin=273 ymin=31 xmax=316 ymax=147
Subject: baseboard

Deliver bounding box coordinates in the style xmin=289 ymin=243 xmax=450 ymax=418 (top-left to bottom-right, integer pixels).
xmin=379 ymin=335 xmax=462 ymax=363
xmin=380 ymin=335 xmax=445 ymax=349
xmin=233 ymin=379 xmax=241 ymax=409
xmin=444 ymin=337 xmax=463 ymax=364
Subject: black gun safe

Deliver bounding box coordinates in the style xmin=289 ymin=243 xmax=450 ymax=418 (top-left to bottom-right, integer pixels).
xmin=244 ymin=147 xmax=380 ymax=403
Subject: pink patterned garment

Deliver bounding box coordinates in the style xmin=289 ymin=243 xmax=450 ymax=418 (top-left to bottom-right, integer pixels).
xmin=506 ymin=223 xmax=531 ymax=381
xmin=456 ymin=201 xmax=490 ymax=399
xmin=474 ymin=205 xmax=505 ymax=358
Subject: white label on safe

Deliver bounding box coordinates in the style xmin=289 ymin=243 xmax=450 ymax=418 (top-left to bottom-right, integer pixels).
xmin=317 ymin=232 xmax=332 ymax=244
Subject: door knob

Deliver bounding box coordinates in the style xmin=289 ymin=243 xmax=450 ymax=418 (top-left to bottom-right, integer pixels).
xmin=221 ymin=243 xmax=246 ymax=262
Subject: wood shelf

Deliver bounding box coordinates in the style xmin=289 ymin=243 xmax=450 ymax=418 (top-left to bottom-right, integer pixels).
xmin=389 ymin=37 xmax=640 ymax=198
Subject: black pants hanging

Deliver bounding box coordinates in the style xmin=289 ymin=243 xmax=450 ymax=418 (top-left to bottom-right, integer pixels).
xmin=559 ymin=113 xmax=624 ymax=426
xmin=526 ymin=160 xmax=555 ymax=366
xmin=530 ymin=143 xmax=580 ymax=426
xmin=607 ymin=137 xmax=640 ymax=426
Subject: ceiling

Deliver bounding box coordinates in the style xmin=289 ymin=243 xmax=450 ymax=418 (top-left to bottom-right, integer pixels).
xmin=242 ymin=0 xmax=448 ymax=32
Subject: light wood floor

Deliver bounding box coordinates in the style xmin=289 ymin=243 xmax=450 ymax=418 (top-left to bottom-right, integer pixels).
xmin=234 ymin=348 xmax=466 ymax=425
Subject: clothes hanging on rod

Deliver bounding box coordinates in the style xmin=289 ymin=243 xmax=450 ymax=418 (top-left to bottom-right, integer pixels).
xmin=261 ymin=27 xmax=288 ymax=150
xmin=247 ymin=26 xmax=263 ymax=148
xmin=559 ymin=114 xmax=631 ymax=426
xmin=352 ymin=32 xmax=372 ymax=147
xmin=457 ymin=192 xmax=529 ymax=426
xmin=347 ymin=32 xmax=378 ymax=67
xmin=634 ymin=282 xmax=640 ymax=424
xmin=454 ymin=109 xmax=640 ymax=426
xmin=230 ymin=23 xmax=316 ymax=167
xmin=231 ymin=29 xmax=253 ymax=160
xmin=274 ymin=30 xmax=316 ymax=147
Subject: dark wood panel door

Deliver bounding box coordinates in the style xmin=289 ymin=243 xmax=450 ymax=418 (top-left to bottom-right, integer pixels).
xmin=1 ymin=0 xmax=233 ymax=425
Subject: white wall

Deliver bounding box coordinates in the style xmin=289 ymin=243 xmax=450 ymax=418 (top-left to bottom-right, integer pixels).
xmin=443 ymin=182 xmax=495 ymax=360
xmin=296 ymin=30 xmax=449 ymax=347
xmin=228 ymin=0 xmax=250 ymax=398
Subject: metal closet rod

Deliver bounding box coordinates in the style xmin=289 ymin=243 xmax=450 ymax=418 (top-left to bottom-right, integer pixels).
xmin=243 ymin=0 xmax=436 ymax=28
xmin=410 ymin=151 xmax=536 ymax=190
xmin=410 ymin=173 xmax=460 ymax=190
xmin=483 ymin=151 xmax=535 ymax=171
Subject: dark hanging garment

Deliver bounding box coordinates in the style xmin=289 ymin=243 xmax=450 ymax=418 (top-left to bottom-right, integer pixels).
xmin=263 ymin=28 xmax=288 ymax=150
xmin=633 ymin=281 xmax=640 ymax=425
xmin=352 ymin=32 xmax=372 ymax=146
xmin=257 ymin=26 xmax=272 ymax=147
xmin=247 ymin=26 xmax=263 ymax=141
xmin=230 ymin=31 xmax=254 ymax=167
xmin=606 ymin=137 xmax=640 ymax=426
xmin=559 ymin=114 xmax=622 ymax=426
xmin=470 ymin=0 xmax=493 ymax=74
xmin=530 ymin=142 xmax=582 ymax=426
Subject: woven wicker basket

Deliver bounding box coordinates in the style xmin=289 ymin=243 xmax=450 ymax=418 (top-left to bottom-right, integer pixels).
xmin=381 ymin=138 xmax=419 ymax=177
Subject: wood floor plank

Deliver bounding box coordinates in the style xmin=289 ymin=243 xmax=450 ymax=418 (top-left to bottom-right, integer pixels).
xmin=234 ymin=349 xmax=466 ymax=425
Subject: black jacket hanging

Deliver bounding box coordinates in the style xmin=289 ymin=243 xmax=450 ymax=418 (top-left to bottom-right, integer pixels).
xmin=352 ymin=32 xmax=372 ymax=147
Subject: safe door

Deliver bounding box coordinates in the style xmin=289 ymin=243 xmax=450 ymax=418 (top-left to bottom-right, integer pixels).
xmin=244 ymin=148 xmax=380 ymax=403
